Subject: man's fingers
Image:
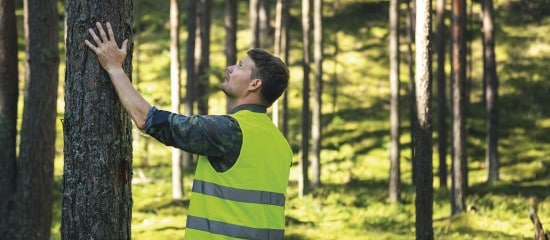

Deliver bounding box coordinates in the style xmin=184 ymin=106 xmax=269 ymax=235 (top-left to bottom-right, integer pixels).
xmin=106 ymin=22 xmax=118 ymax=45
xmin=121 ymin=39 xmax=128 ymax=53
xmin=84 ymin=40 xmax=98 ymax=53
xmin=88 ymin=28 xmax=102 ymax=45
xmin=96 ymin=22 xmax=109 ymax=42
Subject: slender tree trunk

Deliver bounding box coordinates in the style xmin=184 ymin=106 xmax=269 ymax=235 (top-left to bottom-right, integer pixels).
xmin=300 ymin=0 xmax=312 ymax=197
xmin=330 ymin=0 xmax=340 ymax=115
xmin=273 ymin=0 xmax=289 ymax=128
xmin=451 ymin=0 xmax=467 ymax=215
xmin=482 ymin=0 xmax=499 ymax=182
xmin=280 ymin=0 xmax=291 ymax=138
xmin=273 ymin=0 xmax=283 ymax=127
xmin=183 ymin=0 xmax=197 ymax=167
xmin=259 ymin=0 xmax=271 ymax=50
xmin=3 ymin=0 xmax=59 ymax=239
xmin=406 ymin=0 xmax=417 ymax=186
xmin=435 ymin=0 xmax=448 ymax=189
xmin=311 ymin=0 xmax=323 ymax=189
xmin=0 ymin=0 xmax=19 ymax=231
xmin=196 ymin=0 xmax=211 ymax=115
xmin=250 ymin=0 xmax=260 ymax=48
xmin=388 ymin=0 xmax=401 ymax=203
xmin=63 ymin=1 xmax=133 ymax=239
xmin=225 ymin=0 xmax=237 ymax=113
xmin=170 ymin=0 xmax=183 ymax=199
xmin=415 ymin=0 xmax=434 ymax=238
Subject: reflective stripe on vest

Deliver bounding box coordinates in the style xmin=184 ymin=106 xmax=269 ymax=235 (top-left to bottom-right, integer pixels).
xmin=192 ymin=179 xmax=286 ymax=207
xmin=186 ymin=215 xmax=284 ymax=240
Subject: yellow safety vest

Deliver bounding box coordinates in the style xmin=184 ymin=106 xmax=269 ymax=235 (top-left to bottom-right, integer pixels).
xmin=184 ymin=109 xmax=292 ymax=240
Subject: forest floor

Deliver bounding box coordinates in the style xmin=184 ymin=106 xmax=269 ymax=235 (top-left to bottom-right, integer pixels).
xmin=44 ymin=0 xmax=550 ymax=239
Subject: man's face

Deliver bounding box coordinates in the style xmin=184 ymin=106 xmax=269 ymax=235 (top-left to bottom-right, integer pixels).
xmin=221 ymin=56 xmax=256 ymax=98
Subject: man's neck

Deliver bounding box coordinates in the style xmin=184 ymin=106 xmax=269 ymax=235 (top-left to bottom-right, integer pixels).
xmin=227 ymin=97 xmax=265 ymax=112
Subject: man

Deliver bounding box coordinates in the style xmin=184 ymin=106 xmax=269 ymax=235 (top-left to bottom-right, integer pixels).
xmin=85 ymin=22 xmax=292 ymax=239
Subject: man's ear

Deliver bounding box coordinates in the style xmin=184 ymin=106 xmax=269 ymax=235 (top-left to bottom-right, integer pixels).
xmin=249 ymin=79 xmax=263 ymax=91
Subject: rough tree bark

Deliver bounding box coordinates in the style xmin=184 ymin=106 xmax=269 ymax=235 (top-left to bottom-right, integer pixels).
xmin=63 ymin=1 xmax=133 ymax=239
xmin=415 ymin=0 xmax=434 ymax=238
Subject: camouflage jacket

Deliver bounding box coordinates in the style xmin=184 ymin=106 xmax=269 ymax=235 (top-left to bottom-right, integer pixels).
xmin=144 ymin=104 xmax=268 ymax=172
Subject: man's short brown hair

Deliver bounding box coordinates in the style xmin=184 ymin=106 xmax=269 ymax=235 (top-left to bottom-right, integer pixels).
xmin=247 ymin=49 xmax=289 ymax=106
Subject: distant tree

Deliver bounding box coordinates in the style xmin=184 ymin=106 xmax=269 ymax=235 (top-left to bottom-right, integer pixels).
xmin=225 ymin=0 xmax=237 ymax=113
xmin=170 ymin=0 xmax=183 ymax=199
xmin=183 ymin=0 xmax=197 ymax=167
xmin=435 ymin=0 xmax=448 ymax=189
xmin=196 ymin=0 xmax=211 ymax=115
xmin=300 ymin=0 xmax=312 ymax=197
xmin=274 ymin=0 xmax=291 ymax=137
xmin=311 ymin=0 xmax=323 ymax=189
xmin=388 ymin=0 xmax=401 ymax=203
xmin=482 ymin=0 xmax=499 ymax=183
xmin=281 ymin=0 xmax=290 ymax=138
xmin=329 ymin=0 xmax=340 ymax=115
xmin=451 ymin=0 xmax=467 ymax=215
xmin=0 ymin=1 xmax=19 ymax=230
xmin=250 ymin=0 xmax=260 ymax=48
xmin=259 ymin=0 xmax=271 ymax=50
xmin=63 ymin=1 xmax=133 ymax=239
xmin=406 ymin=0 xmax=418 ymax=185
xmin=0 ymin=0 xmax=59 ymax=238
xmin=414 ymin=0 xmax=434 ymax=238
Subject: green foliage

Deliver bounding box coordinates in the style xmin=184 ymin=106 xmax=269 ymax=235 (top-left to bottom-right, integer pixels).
xmin=41 ymin=0 xmax=550 ymax=239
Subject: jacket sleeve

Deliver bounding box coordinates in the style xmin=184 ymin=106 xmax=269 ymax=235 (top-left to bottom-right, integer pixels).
xmin=144 ymin=106 xmax=242 ymax=157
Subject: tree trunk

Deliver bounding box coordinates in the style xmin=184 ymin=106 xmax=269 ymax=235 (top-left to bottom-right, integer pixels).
xmin=330 ymin=1 xmax=340 ymax=115
xmin=406 ymin=0 xmax=417 ymax=186
xmin=259 ymin=0 xmax=271 ymax=50
xmin=273 ymin=0 xmax=283 ymax=127
xmin=225 ymin=0 xmax=237 ymax=113
xmin=451 ymin=0 xmax=467 ymax=215
xmin=300 ymin=0 xmax=312 ymax=197
xmin=196 ymin=0 xmax=211 ymax=115
xmin=279 ymin=0 xmax=291 ymax=138
xmin=63 ymin=1 xmax=133 ymax=239
xmin=414 ymin=0 xmax=434 ymax=238
xmin=435 ymin=0 xmax=448 ymax=189
xmin=3 ymin=0 xmax=59 ymax=239
xmin=0 ymin=0 xmax=19 ymax=229
xmin=183 ymin=0 xmax=197 ymax=167
xmin=389 ymin=0 xmax=401 ymax=203
xmin=250 ymin=0 xmax=260 ymax=48
xmin=311 ymin=0 xmax=323 ymax=189
xmin=482 ymin=0 xmax=499 ymax=183
xmin=170 ymin=0 xmax=184 ymax=199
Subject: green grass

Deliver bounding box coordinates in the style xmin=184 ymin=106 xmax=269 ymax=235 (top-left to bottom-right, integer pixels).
xmin=43 ymin=0 xmax=550 ymax=239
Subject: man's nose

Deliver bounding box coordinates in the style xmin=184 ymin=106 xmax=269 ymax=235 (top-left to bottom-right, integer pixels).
xmin=227 ymin=66 xmax=233 ymax=74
